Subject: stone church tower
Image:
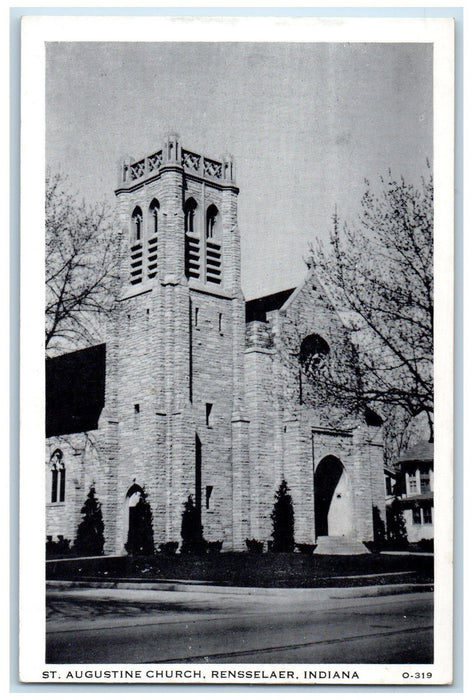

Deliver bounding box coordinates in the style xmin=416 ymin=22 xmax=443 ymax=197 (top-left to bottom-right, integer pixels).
xmin=104 ymin=133 xmax=250 ymax=551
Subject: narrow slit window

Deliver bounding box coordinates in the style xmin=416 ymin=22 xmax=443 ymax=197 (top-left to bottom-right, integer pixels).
xmin=218 ymin=312 xmax=223 ymax=335
xmin=206 ymin=403 xmax=213 ymax=427
xmin=206 ymin=485 xmax=214 ymax=510
xmin=134 ymin=403 xmax=140 ymax=428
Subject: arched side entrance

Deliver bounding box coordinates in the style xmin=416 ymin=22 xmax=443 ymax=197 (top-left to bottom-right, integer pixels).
xmin=313 ymin=456 xmax=354 ymax=538
xmin=124 ymin=484 xmax=154 ymax=554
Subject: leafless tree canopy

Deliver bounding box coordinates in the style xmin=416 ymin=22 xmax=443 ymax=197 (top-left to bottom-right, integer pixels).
xmin=310 ymin=167 xmax=433 ymax=442
xmin=45 ymin=173 xmax=120 ymax=356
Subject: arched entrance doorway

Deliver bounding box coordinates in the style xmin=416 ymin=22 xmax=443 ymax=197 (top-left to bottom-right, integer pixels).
xmin=313 ymin=456 xmax=353 ymax=538
xmin=125 ymin=484 xmax=154 ymax=554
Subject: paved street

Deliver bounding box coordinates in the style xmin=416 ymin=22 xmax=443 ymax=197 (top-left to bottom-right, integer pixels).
xmin=46 ymin=587 xmax=433 ymax=664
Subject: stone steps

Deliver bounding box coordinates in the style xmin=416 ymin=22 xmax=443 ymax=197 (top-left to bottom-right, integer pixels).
xmin=315 ymin=536 xmax=370 ymax=555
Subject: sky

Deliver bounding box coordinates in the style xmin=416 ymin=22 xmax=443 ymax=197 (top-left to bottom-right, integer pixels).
xmin=46 ymin=41 xmax=432 ymax=299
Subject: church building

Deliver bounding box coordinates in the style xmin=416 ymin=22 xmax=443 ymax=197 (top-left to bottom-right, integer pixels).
xmin=46 ymin=133 xmax=386 ymax=555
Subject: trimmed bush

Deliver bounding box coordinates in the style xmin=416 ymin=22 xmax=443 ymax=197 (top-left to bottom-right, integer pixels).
xmin=125 ymin=487 xmax=155 ymax=555
xmin=207 ymin=541 xmax=223 ymax=554
xmin=158 ymin=541 xmax=179 ymax=555
xmin=296 ymin=543 xmax=316 ymax=555
xmin=46 ymin=535 xmax=71 ymax=558
xmin=271 ymin=479 xmax=295 ymax=553
xmin=180 ymin=495 xmax=206 ymax=554
xmin=415 ymin=538 xmax=434 ymax=553
xmin=74 ymin=485 xmax=105 ymax=556
xmin=246 ymin=539 xmax=264 ymax=554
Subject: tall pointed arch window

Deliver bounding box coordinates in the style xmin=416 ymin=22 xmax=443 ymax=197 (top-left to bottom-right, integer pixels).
xmin=50 ymin=449 xmax=66 ymax=503
xmin=132 ymin=206 xmax=143 ymax=242
xmin=149 ymin=198 xmax=160 ymax=235
xmin=205 ymin=204 xmax=221 ymax=285
xmin=147 ymin=199 xmax=159 ymax=279
xmin=206 ymin=204 xmax=219 ymax=239
xmin=130 ymin=206 xmax=143 ymax=285
xmin=184 ymin=198 xmax=200 ymax=280
xmin=184 ymin=198 xmax=198 ymax=234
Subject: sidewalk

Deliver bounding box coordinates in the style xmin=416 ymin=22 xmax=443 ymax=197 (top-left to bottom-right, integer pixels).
xmin=47 ymin=579 xmax=433 ymax=600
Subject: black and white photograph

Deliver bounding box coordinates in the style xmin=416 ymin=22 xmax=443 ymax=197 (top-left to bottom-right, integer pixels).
xmin=19 ymin=14 xmax=454 ymax=686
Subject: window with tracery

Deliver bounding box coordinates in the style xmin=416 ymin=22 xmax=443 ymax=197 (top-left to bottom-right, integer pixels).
xmin=205 ymin=205 xmax=221 ymax=284
xmin=132 ymin=206 xmax=143 ymax=241
xmin=130 ymin=206 xmax=143 ymax=284
xmin=184 ymin=198 xmax=198 ymax=234
xmin=184 ymin=198 xmax=200 ymax=279
xmin=147 ymin=199 xmax=159 ymax=278
xmin=50 ymin=449 xmax=66 ymax=503
xmin=299 ymin=334 xmax=330 ymax=377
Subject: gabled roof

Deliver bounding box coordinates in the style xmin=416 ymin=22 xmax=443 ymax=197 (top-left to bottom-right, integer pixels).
xmin=46 ymin=344 xmax=106 ymax=438
xmin=396 ymin=440 xmax=434 ymax=465
xmin=245 ymin=288 xmax=296 ymax=323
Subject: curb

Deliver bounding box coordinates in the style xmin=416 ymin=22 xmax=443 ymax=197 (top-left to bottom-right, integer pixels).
xmin=46 ymin=580 xmax=433 ymax=599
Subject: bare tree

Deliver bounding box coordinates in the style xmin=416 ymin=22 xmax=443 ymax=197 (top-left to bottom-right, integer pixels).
xmin=45 ymin=172 xmax=120 ymax=355
xmin=309 ymin=167 xmax=433 ymax=444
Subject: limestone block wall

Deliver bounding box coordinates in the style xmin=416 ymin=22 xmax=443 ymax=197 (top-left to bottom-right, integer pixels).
xmin=189 ymin=288 xmax=239 ymax=546
xmin=45 ymin=433 xmax=102 ymax=545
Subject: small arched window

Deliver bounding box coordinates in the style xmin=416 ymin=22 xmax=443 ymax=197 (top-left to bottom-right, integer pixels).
xmin=299 ymin=334 xmax=330 ymax=376
xmin=206 ymin=204 xmax=219 ymax=239
xmin=149 ymin=199 xmax=160 ymax=235
xmin=184 ymin=198 xmax=198 ymax=234
xmin=132 ymin=206 xmax=143 ymax=241
xmin=50 ymin=449 xmax=66 ymax=503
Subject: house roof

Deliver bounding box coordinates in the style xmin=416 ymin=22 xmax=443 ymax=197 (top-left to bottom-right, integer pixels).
xmin=46 ymin=344 xmax=106 ymax=438
xmin=396 ymin=440 xmax=434 ymax=465
xmin=245 ymin=288 xmax=296 ymax=323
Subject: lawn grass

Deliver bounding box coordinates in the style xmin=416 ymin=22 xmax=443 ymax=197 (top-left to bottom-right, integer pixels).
xmin=46 ymin=552 xmax=433 ymax=588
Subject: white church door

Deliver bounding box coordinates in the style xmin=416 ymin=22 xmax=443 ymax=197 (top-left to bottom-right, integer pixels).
xmin=314 ymin=456 xmax=354 ymax=538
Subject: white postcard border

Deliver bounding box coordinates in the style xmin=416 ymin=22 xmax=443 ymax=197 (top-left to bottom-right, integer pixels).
xmin=19 ymin=14 xmax=454 ymax=686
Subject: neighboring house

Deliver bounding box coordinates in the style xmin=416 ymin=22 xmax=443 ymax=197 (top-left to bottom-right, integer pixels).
xmin=394 ymin=440 xmax=434 ymax=542
xmin=46 ymin=133 xmax=386 ymax=554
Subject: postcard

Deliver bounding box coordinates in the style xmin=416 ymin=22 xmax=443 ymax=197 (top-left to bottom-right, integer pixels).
xmin=19 ymin=14 xmax=454 ymax=685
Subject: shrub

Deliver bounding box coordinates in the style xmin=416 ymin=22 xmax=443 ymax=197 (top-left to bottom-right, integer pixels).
xmin=158 ymin=541 xmax=179 ymax=555
xmin=415 ymin=538 xmax=434 ymax=553
xmin=207 ymin=541 xmax=223 ymax=554
xmin=46 ymin=535 xmax=71 ymax=558
xmin=386 ymin=498 xmax=408 ymax=546
xmin=180 ymin=495 xmax=206 ymax=554
xmin=246 ymin=538 xmax=264 ymax=554
xmin=74 ymin=485 xmax=105 ymax=556
xmin=372 ymin=505 xmax=386 ymax=544
xmin=125 ymin=487 xmax=155 ymax=555
xmin=271 ymin=479 xmax=295 ymax=553
xmin=295 ymin=543 xmax=316 ymax=555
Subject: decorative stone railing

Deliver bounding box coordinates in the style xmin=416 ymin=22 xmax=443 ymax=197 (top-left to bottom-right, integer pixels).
xmin=119 ymin=140 xmax=234 ymax=186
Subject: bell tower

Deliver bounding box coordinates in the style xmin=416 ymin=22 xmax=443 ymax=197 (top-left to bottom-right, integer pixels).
xmin=107 ymin=132 xmax=250 ymax=551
